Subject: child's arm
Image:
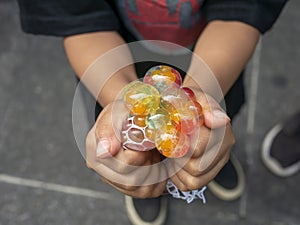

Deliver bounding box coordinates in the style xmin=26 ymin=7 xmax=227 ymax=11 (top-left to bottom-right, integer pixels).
xmin=171 ymin=21 xmax=260 ymax=191
xmin=184 ymin=0 xmax=288 ymax=98
xmin=65 ymin=32 xmax=169 ymax=197
xmin=173 ymin=0 xmax=288 ymax=193
xmin=184 ymin=20 xmax=260 ymax=99
xmin=64 ymin=31 xmax=137 ymax=107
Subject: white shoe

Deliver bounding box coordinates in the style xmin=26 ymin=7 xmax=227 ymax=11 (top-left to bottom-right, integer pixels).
xmin=125 ymin=195 xmax=168 ymax=225
xmin=208 ymin=154 xmax=245 ymax=201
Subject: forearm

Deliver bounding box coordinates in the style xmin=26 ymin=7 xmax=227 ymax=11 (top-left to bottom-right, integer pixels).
xmin=64 ymin=31 xmax=137 ymax=107
xmin=184 ymin=21 xmax=260 ymax=101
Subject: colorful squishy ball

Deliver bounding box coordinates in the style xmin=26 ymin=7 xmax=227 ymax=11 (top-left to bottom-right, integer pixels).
xmin=122 ymin=81 xmax=160 ymax=115
xmin=155 ymin=124 xmax=191 ymax=158
xmin=143 ymin=65 xmax=182 ymax=92
xmin=120 ymin=65 xmax=203 ymax=158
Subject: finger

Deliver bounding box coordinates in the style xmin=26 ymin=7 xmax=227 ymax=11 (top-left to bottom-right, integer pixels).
xmin=169 ymin=171 xmax=187 ymax=191
xmin=170 ymin=139 xmax=228 ymax=183
xmin=86 ymin=126 xmax=98 ymax=167
xmin=181 ymin=122 xmax=223 ymax=160
xmin=102 ymin=161 xmax=167 ymax=198
xmin=115 ymin=147 xmax=161 ymax=167
xmin=203 ymin=110 xmax=230 ymax=128
xmin=92 ymin=149 xmax=165 ymax=186
xmin=189 ymin=125 xmax=211 ymax=159
xmin=195 ymin=92 xmax=230 ymax=129
xmin=105 ymin=179 xmax=167 ymax=198
xmin=87 ymin=126 xmax=162 ymax=181
xmin=182 ymin=138 xmax=230 ymax=177
xmin=105 ymin=165 xmax=168 ymax=196
xmin=90 ymin=160 xmax=151 ymax=188
xmin=167 ymin=122 xmax=216 ymax=173
xmin=95 ymin=101 xmax=128 ymax=158
xmin=172 ymin=151 xmax=230 ymax=191
xmin=98 ymin=150 xmax=155 ymax=175
xmin=175 ymin=124 xmax=234 ymax=176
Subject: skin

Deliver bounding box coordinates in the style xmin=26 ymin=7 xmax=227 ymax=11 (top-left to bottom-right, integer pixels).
xmin=64 ymin=20 xmax=259 ymax=198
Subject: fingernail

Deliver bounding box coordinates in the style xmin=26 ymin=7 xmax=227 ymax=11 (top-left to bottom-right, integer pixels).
xmin=96 ymin=139 xmax=111 ymax=158
xmin=212 ymin=110 xmax=230 ymax=121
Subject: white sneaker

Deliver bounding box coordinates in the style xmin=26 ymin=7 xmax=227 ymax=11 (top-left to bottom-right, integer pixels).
xmin=125 ymin=195 xmax=168 ymax=225
xmin=207 ymin=154 xmax=245 ymax=201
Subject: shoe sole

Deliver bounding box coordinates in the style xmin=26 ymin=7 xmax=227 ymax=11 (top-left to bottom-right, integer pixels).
xmin=207 ymin=153 xmax=245 ymax=201
xmin=125 ymin=195 xmax=168 ymax=225
xmin=261 ymin=124 xmax=300 ymax=177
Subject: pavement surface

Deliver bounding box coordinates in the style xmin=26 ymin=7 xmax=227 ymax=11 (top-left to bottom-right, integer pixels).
xmin=0 ymin=1 xmax=299 ymax=225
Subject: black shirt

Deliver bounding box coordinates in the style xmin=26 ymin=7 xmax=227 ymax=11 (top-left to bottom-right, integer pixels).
xmin=16 ymin=0 xmax=288 ymax=119
xmin=17 ymin=0 xmax=288 ymax=40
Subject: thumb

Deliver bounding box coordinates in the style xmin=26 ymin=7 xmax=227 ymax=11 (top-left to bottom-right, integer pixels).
xmin=196 ymin=92 xmax=230 ymax=129
xmin=95 ymin=101 xmax=127 ymax=158
xmin=203 ymin=108 xmax=230 ymax=129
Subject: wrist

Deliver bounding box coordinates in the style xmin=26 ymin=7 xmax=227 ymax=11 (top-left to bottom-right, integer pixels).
xmin=183 ymin=42 xmax=227 ymax=102
xmin=183 ymin=69 xmax=225 ymax=103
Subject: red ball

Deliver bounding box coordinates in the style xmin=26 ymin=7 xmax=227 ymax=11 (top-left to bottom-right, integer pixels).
xmin=182 ymin=87 xmax=196 ymax=101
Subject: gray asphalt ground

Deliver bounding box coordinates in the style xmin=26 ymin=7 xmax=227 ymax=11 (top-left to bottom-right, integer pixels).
xmin=1 ymin=1 xmax=299 ymax=225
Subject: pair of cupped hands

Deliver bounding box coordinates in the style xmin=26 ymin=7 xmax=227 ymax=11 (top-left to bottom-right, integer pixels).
xmin=85 ymin=87 xmax=235 ymax=198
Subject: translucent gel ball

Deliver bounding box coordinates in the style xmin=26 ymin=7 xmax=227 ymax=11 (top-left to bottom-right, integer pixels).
xmin=186 ymin=100 xmax=205 ymax=126
xmin=146 ymin=108 xmax=170 ymax=129
xmin=170 ymin=106 xmax=197 ymax=135
xmin=160 ymin=86 xmax=190 ymax=112
xmin=122 ymin=81 xmax=160 ymax=115
xmin=155 ymin=125 xmax=190 ymax=158
xmin=143 ymin=65 xmax=182 ymax=92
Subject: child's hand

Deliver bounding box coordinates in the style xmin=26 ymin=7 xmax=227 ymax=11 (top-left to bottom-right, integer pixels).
xmin=169 ymin=89 xmax=234 ymax=191
xmin=85 ymin=102 xmax=167 ymax=198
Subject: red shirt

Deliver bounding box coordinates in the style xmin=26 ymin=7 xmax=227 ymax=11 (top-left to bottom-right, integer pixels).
xmin=116 ymin=0 xmax=206 ymax=49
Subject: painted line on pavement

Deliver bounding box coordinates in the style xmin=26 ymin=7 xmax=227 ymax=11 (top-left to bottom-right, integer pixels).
xmin=239 ymin=38 xmax=263 ymax=218
xmin=0 ymin=173 xmax=114 ymax=200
